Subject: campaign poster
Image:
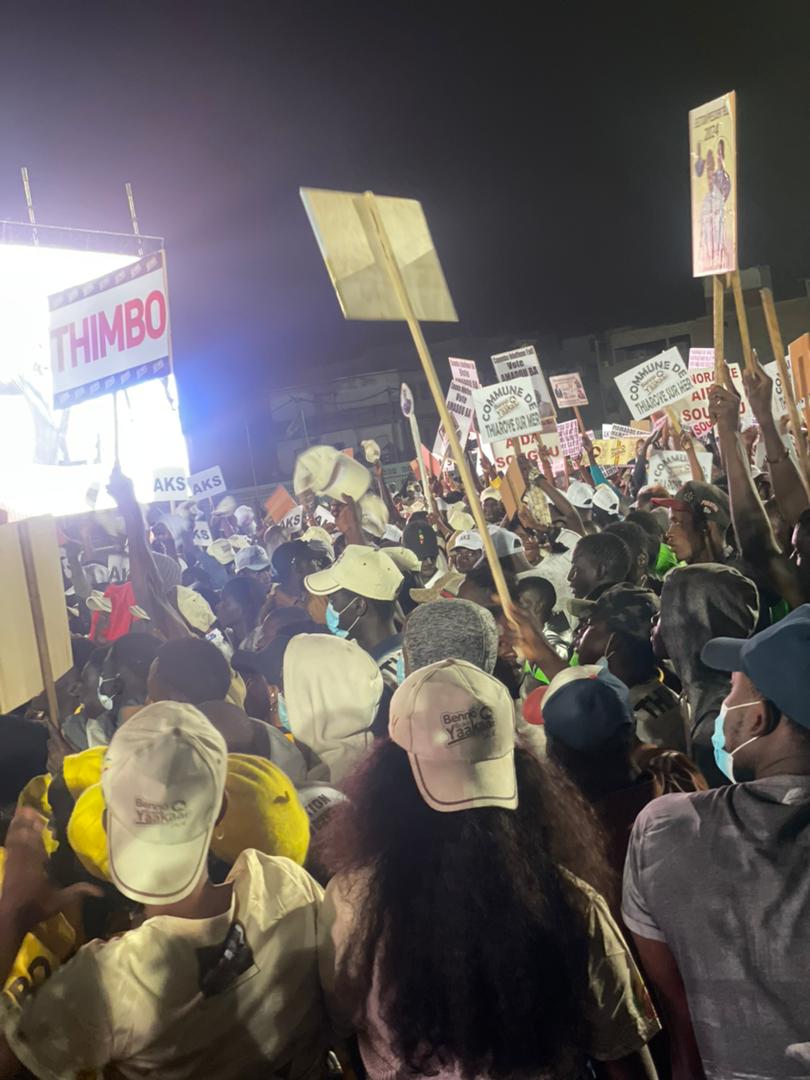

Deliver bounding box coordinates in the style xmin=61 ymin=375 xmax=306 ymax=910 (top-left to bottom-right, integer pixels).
xmin=689 ymin=91 xmax=737 ymax=277
xmin=549 ymin=372 xmax=588 ymax=409
xmin=472 ymin=377 xmax=543 ymax=444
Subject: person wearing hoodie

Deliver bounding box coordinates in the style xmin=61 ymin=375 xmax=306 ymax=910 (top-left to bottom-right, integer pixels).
xmin=653 ymin=563 xmax=759 ymax=785
xmin=283 ymin=634 xmax=383 ymax=785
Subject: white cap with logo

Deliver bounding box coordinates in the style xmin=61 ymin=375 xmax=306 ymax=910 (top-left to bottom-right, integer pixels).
xmin=591 ymin=483 xmax=621 ymax=515
xmin=101 ymin=702 xmax=228 ymax=905
xmin=389 ymin=659 xmax=517 ymax=813
xmin=304 ymin=544 xmax=403 ymax=601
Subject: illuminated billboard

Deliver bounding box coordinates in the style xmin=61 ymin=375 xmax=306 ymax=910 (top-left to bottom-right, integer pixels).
xmin=0 ymin=235 xmax=188 ymax=520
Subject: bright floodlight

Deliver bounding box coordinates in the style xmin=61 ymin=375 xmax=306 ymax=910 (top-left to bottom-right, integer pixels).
xmin=0 ymin=242 xmax=188 ymax=518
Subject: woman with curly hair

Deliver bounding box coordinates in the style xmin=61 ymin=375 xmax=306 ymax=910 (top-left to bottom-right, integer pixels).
xmin=318 ymin=659 xmax=660 ymax=1079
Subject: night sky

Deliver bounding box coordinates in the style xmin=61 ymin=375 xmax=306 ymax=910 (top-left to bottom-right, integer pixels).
xmin=1 ymin=1 xmax=808 ymax=473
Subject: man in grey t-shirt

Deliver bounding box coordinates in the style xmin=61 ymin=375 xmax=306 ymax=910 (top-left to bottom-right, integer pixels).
xmin=623 ymin=605 xmax=810 ymax=1080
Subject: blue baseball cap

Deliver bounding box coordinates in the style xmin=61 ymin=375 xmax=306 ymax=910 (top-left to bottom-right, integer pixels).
xmin=541 ymin=665 xmax=634 ymax=751
xmin=702 ymin=604 xmax=810 ymax=729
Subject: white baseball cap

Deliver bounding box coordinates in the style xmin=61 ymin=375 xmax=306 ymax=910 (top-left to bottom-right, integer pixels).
xmin=566 ymin=480 xmax=594 ymax=509
xmin=449 ymin=530 xmax=484 ymax=553
xmin=234 ymin=544 xmax=271 ymax=573
xmin=389 ymin=659 xmax=517 ymax=813
xmin=382 ymin=523 xmax=404 ymax=543
xmin=176 ymin=585 xmax=217 ymax=633
xmin=591 ymin=483 xmax=621 ymax=515
xmin=383 ymin=545 xmax=422 ymax=573
xmin=300 ymin=526 xmax=335 ymax=560
xmin=101 ymin=702 xmax=227 ymax=905
xmin=480 ymin=486 xmax=502 ymax=505
xmin=206 ymin=538 xmax=235 ymax=566
xmin=555 ymin=528 xmax=581 ymax=553
xmin=304 ymin=544 xmax=404 ymax=601
xmin=487 ymin=524 xmax=524 ymax=557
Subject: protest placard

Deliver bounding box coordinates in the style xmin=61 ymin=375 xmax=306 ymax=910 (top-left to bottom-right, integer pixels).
xmin=281 ymin=505 xmax=304 ymax=532
xmin=762 ymin=359 xmax=791 ymax=419
xmin=491 ymin=346 xmax=556 ymax=428
xmin=614 ymin=347 xmax=693 ymax=420
xmin=433 ymin=380 xmax=475 ymax=458
xmin=188 ymin=465 xmax=227 ymax=502
xmin=557 ymin=419 xmax=582 ymax=457
xmin=473 ymin=377 xmax=543 ymax=444
xmin=789 ymin=334 xmax=810 ymax=426
xmin=490 ymin=431 xmax=561 ymax=471
xmin=591 ymin=437 xmax=638 ymax=466
xmin=152 ymin=467 xmax=188 ymax=500
xmin=107 ymin=553 xmax=130 ymax=584
xmin=0 ymin=516 xmax=71 ymax=714
xmin=683 ymin=348 xmax=750 ymax=435
xmin=648 ymin=450 xmax=713 ymax=494
xmin=299 ymin=188 xmax=457 ymax=322
xmin=549 ymin=372 xmax=588 ymax=409
xmin=313 ymin=505 xmax=336 ymax=528
xmin=193 ymin=520 xmax=213 ymax=549
xmin=49 ymin=250 xmax=171 ymax=409
xmin=449 ymin=357 xmax=480 ymax=389
xmin=265 ymin=485 xmax=297 ymax=524
xmin=689 ymin=91 xmax=737 ymax=278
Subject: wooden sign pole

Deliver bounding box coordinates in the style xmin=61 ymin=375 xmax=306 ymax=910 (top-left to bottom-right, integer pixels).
xmin=713 ymin=275 xmax=729 ymax=389
xmin=730 ymin=270 xmax=756 ymax=374
xmin=573 ymin=405 xmax=587 ymax=436
xmin=363 ymin=191 xmax=512 ymax=610
xmin=18 ymin=521 xmax=61 ymax=736
xmin=760 ymin=288 xmax=810 ymax=482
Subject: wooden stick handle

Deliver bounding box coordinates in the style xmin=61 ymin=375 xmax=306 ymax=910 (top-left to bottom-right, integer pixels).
xmin=573 ymin=404 xmax=586 ymax=435
xmin=730 ymin=270 xmax=755 ymax=374
xmin=19 ymin=521 xmax=61 ymax=737
xmin=665 ymin=407 xmax=682 ymax=435
xmin=712 ymin=275 xmax=729 ymax=389
xmin=362 ymin=192 xmax=512 ymax=612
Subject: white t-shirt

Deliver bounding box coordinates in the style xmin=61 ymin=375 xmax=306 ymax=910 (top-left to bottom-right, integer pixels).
xmin=3 ymin=851 xmax=329 ymax=1080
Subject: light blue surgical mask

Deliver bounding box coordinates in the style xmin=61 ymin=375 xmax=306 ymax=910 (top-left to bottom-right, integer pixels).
xmin=326 ymin=597 xmax=360 ymax=638
xmin=325 ymin=600 xmax=349 ymax=638
xmin=277 ymin=694 xmax=290 ymax=733
xmin=712 ymin=701 xmax=762 ymax=782
xmin=396 ymin=653 xmax=406 ymax=685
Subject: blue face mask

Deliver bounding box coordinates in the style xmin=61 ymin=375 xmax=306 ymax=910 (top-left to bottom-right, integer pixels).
xmin=277 ymin=694 xmax=290 ymax=733
xmin=396 ymin=653 xmax=406 ymax=685
xmin=712 ymin=701 xmax=762 ymax=782
xmin=325 ymin=600 xmax=349 ymax=638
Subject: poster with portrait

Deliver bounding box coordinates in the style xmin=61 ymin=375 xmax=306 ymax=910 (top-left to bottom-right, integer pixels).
xmin=689 ymin=91 xmax=737 ymax=277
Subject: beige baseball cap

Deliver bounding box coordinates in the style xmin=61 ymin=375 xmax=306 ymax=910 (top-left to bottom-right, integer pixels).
xmin=101 ymin=702 xmax=227 ymax=905
xmin=304 ymin=544 xmax=403 ymax=601
xmin=389 ymin=659 xmax=517 ymax=813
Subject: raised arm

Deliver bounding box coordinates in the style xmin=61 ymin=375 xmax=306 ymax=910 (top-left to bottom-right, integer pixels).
xmin=742 ymin=360 xmax=810 ymax=526
xmin=709 ymin=385 xmax=806 ymax=608
xmin=107 ymin=468 xmax=191 ymax=640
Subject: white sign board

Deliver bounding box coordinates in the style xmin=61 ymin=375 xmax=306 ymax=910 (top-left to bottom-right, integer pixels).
xmin=762 ymin=359 xmax=791 ymax=419
xmin=448 ymin=357 xmax=480 ymax=390
xmin=152 ymin=467 xmax=188 ymax=500
xmin=491 ymin=346 xmax=555 ymax=420
xmin=614 ymin=347 xmax=693 ymax=420
xmin=193 ymin=520 xmax=213 ymax=549
xmin=489 ymin=432 xmax=562 ymax=471
xmin=472 ymin=377 xmax=542 ymax=444
xmin=188 ymin=465 xmax=227 ymax=501
xmin=313 ymin=505 xmax=336 ymax=528
xmin=49 ymin=250 xmax=171 ymax=409
xmin=549 ymin=372 xmax=588 ymax=409
xmin=281 ymin=505 xmax=304 ymax=532
xmin=433 ymin=380 xmax=475 ymax=458
xmin=648 ymin=450 xmax=713 ymax=494
xmin=684 ymin=349 xmax=751 ymax=435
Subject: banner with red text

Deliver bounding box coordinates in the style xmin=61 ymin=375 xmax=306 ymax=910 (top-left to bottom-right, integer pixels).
xmin=49 ymin=251 xmax=171 ymax=409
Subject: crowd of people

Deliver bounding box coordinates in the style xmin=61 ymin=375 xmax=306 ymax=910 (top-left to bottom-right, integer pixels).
xmin=1 ymin=358 xmax=810 ymax=1079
